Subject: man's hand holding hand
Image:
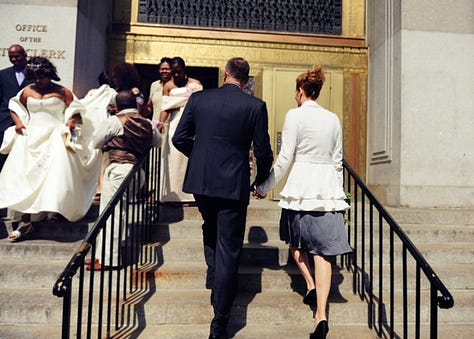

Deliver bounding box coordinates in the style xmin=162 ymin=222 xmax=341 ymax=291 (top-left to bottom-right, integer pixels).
xmin=251 ymin=185 xmax=267 ymax=199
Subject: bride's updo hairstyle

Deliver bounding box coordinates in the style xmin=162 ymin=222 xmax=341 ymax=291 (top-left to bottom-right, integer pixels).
xmin=296 ymin=66 xmax=326 ymax=100
xmin=26 ymin=56 xmax=60 ymax=81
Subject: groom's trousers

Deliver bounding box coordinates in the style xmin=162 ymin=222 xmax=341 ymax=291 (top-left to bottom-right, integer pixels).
xmin=194 ymin=194 xmax=248 ymax=337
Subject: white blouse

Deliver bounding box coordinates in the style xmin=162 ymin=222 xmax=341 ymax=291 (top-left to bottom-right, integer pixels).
xmin=257 ymin=100 xmax=349 ymax=212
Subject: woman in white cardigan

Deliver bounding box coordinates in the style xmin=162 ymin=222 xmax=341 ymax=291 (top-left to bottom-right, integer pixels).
xmin=254 ymin=66 xmax=352 ymax=339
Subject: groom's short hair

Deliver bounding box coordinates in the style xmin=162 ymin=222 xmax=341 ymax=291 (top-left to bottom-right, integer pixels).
xmin=225 ymin=57 xmax=249 ymax=85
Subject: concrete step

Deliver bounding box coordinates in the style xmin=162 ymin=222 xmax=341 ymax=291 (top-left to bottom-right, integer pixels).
xmin=158 ymin=199 xmax=282 ymax=223
xmin=155 ymin=238 xmax=292 ymax=266
xmin=3 ymin=322 xmax=474 ymax=339
xmin=0 ymin=323 xmax=381 ymax=339
xmin=401 ymin=224 xmax=474 ymax=243
xmin=0 ymin=259 xmax=68 ymax=288
xmin=157 ymin=235 xmax=472 ymax=269
xmin=0 ymin=286 xmax=363 ymax=326
xmin=141 ymin=289 xmax=368 ymax=326
xmin=386 ymin=207 xmax=474 ymax=226
xmin=2 ymin=257 xmax=469 ymax=302
xmin=153 ymin=220 xmax=281 ymax=243
xmin=366 ymin=289 xmax=474 ymax=324
xmin=0 ymin=288 xmax=63 ymax=325
xmin=114 ymin=323 xmax=380 ymax=339
xmin=2 ymin=284 xmax=470 ymax=329
xmin=0 ymin=238 xmax=81 ymax=260
xmin=0 ymin=325 xmax=61 ymax=339
xmin=1 ymin=230 xmax=470 ymax=270
xmin=431 ymin=263 xmax=474 ymax=291
xmin=350 ymin=222 xmax=474 ymax=244
xmin=354 ymin=241 xmax=474 ymax=265
xmin=150 ymin=261 xmax=351 ymax=294
xmin=351 ymin=263 xmax=474 ymax=292
xmin=349 ymin=204 xmax=474 ymax=227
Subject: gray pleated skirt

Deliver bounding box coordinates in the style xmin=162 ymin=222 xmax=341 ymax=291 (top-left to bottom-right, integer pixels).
xmin=279 ymin=209 xmax=353 ymax=256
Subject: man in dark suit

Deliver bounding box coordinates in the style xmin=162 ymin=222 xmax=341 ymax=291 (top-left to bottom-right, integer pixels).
xmin=0 ymin=44 xmax=31 ymax=171
xmin=0 ymin=44 xmax=31 ymax=218
xmin=173 ymin=57 xmax=273 ymax=339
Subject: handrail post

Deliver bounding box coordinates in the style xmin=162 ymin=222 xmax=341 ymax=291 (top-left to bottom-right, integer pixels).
xmin=430 ymin=284 xmax=439 ymax=339
xmin=61 ymin=286 xmax=71 ymax=339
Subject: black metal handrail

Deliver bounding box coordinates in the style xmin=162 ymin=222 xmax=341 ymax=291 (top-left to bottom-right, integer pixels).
xmin=53 ymin=152 xmax=454 ymax=338
xmin=53 ymin=147 xmax=161 ymax=338
xmin=342 ymin=159 xmax=454 ymax=339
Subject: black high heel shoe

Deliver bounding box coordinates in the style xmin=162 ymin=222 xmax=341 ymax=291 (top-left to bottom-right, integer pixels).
xmin=309 ymin=320 xmax=329 ymax=339
xmin=303 ymin=289 xmax=316 ymax=306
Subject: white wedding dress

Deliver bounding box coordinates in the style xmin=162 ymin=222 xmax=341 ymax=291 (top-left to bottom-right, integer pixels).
xmin=160 ymin=83 xmax=203 ymax=203
xmin=0 ymin=93 xmax=101 ymax=222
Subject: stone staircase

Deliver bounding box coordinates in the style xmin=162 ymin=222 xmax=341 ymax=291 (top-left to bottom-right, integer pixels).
xmin=134 ymin=199 xmax=375 ymax=338
xmin=0 ymin=200 xmax=472 ymax=338
xmin=0 ymin=207 xmax=96 ymax=339
xmin=386 ymin=207 xmax=474 ymax=338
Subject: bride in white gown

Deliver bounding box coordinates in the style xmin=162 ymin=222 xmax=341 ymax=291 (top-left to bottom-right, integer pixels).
xmin=0 ymin=57 xmax=101 ymax=241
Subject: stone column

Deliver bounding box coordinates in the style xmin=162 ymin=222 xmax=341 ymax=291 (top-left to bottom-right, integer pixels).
xmin=367 ymin=0 xmax=474 ymax=208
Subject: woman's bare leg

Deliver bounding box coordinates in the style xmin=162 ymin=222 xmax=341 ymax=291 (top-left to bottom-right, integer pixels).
xmin=290 ymin=247 xmax=315 ymax=292
xmin=8 ymin=212 xmax=33 ymax=241
xmin=314 ymin=254 xmax=332 ymax=324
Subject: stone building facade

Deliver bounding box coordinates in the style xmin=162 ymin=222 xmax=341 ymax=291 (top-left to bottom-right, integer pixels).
xmin=0 ymin=0 xmax=472 ymax=208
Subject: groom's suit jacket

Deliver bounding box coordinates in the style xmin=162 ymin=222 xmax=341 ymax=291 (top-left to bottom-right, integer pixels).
xmin=0 ymin=66 xmax=32 ymax=134
xmin=172 ymin=83 xmax=273 ymax=204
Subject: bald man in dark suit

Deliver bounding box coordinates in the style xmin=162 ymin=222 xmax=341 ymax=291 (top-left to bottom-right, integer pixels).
xmin=0 ymin=44 xmax=32 ymax=218
xmin=0 ymin=44 xmax=32 ymax=171
xmin=173 ymin=57 xmax=273 ymax=339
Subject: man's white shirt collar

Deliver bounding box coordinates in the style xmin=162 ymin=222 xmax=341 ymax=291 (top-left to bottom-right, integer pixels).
xmin=116 ymin=108 xmax=138 ymax=116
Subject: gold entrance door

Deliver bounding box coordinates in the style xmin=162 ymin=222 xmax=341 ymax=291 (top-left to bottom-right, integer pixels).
xmin=261 ymin=66 xmax=343 ymax=200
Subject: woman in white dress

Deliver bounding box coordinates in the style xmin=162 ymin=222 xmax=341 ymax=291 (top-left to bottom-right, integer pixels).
xmin=0 ymin=57 xmax=101 ymax=241
xmin=145 ymin=57 xmax=172 ymax=122
xmin=254 ymin=66 xmax=352 ymax=339
xmin=159 ymin=57 xmax=203 ymax=204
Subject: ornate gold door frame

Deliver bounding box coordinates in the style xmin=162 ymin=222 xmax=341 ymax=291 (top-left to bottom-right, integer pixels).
xmin=109 ymin=0 xmax=368 ymax=178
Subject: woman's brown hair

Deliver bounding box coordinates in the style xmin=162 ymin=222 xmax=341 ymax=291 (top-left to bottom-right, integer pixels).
xmin=296 ymin=66 xmax=326 ymax=100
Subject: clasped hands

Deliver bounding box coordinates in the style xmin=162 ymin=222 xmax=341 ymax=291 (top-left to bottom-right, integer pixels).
xmin=251 ymin=185 xmax=267 ymax=200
